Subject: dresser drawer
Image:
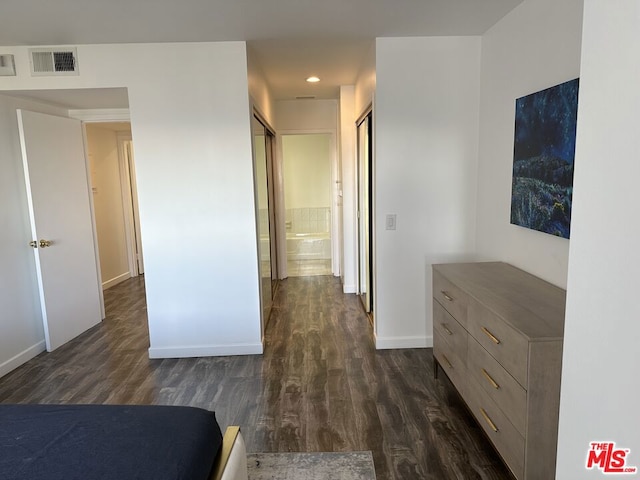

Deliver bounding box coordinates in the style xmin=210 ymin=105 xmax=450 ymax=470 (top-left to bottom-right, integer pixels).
xmin=466 ymin=376 xmax=525 ymax=479
xmin=433 ymin=271 xmax=468 ymax=328
xmin=432 ymin=262 xmax=566 ymax=480
xmin=434 ymin=331 xmax=466 ymax=395
xmin=468 ymin=298 xmax=529 ymax=387
xmin=433 ymin=301 xmax=467 ymax=362
xmin=467 ymin=336 xmax=527 ymax=436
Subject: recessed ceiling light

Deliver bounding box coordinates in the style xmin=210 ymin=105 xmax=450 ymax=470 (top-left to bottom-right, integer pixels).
xmin=306 ymin=76 xmax=320 ymax=83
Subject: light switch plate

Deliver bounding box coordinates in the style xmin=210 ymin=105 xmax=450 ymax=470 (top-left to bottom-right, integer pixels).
xmin=0 ymin=55 xmax=16 ymax=76
xmin=385 ymin=214 xmax=397 ymax=230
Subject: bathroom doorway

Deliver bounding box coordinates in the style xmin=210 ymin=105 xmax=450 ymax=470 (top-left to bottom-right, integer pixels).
xmin=281 ymin=133 xmax=333 ymax=277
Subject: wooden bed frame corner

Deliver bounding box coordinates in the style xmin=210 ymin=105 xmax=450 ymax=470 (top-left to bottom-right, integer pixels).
xmin=210 ymin=426 xmax=248 ymax=480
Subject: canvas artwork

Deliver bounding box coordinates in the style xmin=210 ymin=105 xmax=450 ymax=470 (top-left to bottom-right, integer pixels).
xmin=510 ymin=78 xmax=579 ymax=239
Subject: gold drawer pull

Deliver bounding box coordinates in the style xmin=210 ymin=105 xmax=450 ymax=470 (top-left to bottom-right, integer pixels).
xmin=441 ymin=324 xmax=453 ymax=336
xmin=481 ymin=326 xmax=501 ymax=344
xmin=441 ymin=353 xmax=453 ymax=369
xmin=480 ymin=408 xmax=499 ymax=433
xmin=481 ymin=368 xmax=500 ymax=389
xmin=441 ymin=291 xmax=454 ymax=302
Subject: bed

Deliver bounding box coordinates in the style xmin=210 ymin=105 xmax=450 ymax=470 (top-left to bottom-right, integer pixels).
xmin=0 ymin=404 xmax=248 ymax=480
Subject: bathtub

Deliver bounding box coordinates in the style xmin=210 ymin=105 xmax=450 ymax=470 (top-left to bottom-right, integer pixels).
xmin=259 ymin=233 xmax=332 ymax=262
xmin=286 ymin=232 xmax=331 ymax=260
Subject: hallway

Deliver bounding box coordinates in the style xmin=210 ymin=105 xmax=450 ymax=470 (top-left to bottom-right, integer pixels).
xmin=0 ymin=276 xmax=513 ymax=480
xmin=287 ymin=258 xmax=332 ymax=276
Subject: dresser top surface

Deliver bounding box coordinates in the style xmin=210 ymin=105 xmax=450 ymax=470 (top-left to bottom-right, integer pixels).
xmin=432 ymin=262 xmax=566 ymax=340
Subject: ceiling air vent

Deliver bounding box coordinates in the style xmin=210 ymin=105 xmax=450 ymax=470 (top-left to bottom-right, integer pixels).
xmin=29 ymin=48 xmax=79 ymax=76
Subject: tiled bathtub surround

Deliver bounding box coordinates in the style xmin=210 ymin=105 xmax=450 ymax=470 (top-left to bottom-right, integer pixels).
xmin=258 ymin=207 xmax=331 ymax=235
xmin=258 ymin=207 xmax=333 ymax=275
xmin=285 ymin=207 xmax=331 ymax=234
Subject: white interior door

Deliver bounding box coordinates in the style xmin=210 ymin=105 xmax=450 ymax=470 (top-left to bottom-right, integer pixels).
xmin=118 ymin=135 xmax=144 ymax=276
xmin=125 ymin=140 xmax=145 ymax=275
xmin=18 ymin=109 xmax=104 ymax=352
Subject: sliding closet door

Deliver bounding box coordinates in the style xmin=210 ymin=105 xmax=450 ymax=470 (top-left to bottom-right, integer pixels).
xmin=252 ymin=115 xmax=277 ymax=334
xmin=357 ymin=112 xmax=373 ymax=314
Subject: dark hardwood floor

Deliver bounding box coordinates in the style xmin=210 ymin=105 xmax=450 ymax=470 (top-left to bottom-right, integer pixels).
xmin=0 ymin=275 xmax=514 ymax=480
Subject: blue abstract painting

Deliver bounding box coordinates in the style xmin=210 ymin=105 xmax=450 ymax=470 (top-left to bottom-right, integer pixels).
xmin=510 ymin=78 xmax=579 ymax=239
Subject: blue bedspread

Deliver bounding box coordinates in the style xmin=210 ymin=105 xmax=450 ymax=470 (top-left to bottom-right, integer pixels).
xmin=0 ymin=404 xmax=223 ymax=480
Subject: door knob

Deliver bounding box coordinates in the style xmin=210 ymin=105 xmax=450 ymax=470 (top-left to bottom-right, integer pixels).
xmin=29 ymin=240 xmax=38 ymax=248
xmin=39 ymin=239 xmax=52 ymax=248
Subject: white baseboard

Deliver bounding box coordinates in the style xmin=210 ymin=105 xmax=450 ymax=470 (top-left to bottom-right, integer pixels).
xmin=148 ymin=342 xmax=264 ymax=359
xmin=102 ymin=272 xmax=131 ymax=290
xmin=375 ymin=335 xmax=432 ymax=350
xmin=343 ymin=284 xmax=357 ymax=294
xmin=0 ymin=340 xmax=46 ymax=379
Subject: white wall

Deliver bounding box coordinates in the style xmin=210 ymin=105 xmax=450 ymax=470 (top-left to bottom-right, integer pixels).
xmin=342 ymin=44 xmax=375 ymax=295
xmin=355 ymin=41 xmax=376 ymax=119
xmin=247 ymin=47 xmax=278 ymax=288
xmin=275 ymin=99 xmax=338 ymax=131
xmin=0 ymin=94 xmax=70 ymax=377
xmin=86 ymin=124 xmax=130 ymax=288
xmin=247 ymin=45 xmax=275 ymax=126
xmin=339 ymin=86 xmax=357 ymax=293
xmin=374 ymin=36 xmax=481 ymax=349
xmin=476 ymin=0 xmax=584 ymax=288
xmin=0 ymin=42 xmax=262 ymax=359
xmin=282 ymin=134 xmax=332 ymax=209
xmin=342 ymin=45 xmax=375 ymax=295
xmin=557 ymin=1 xmax=640 ymax=477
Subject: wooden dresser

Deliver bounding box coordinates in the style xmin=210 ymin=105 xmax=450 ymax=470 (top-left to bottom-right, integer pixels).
xmin=432 ymin=262 xmax=566 ymax=480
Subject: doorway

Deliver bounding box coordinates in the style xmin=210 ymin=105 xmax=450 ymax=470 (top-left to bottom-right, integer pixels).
xmin=6 ymin=87 xmax=137 ymax=354
xmin=17 ymin=109 xmax=104 ymax=352
xmin=281 ymin=133 xmax=334 ymax=277
xmin=85 ymin=122 xmax=144 ymax=290
xmin=357 ymin=110 xmax=373 ymax=317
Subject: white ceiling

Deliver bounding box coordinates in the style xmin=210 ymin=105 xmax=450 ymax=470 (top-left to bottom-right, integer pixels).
xmin=0 ymin=0 xmax=522 ymax=103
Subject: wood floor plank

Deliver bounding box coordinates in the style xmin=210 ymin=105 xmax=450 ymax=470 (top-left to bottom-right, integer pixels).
xmin=0 ymin=275 xmax=514 ymax=480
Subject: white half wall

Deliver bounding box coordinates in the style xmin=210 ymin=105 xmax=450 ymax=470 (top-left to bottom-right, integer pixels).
xmin=557 ymin=1 xmax=640 ymax=477
xmin=0 ymin=42 xmax=263 ymax=358
xmin=476 ymin=0 xmax=584 ymax=289
xmin=374 ymin=36 xmax=481 ymax=349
